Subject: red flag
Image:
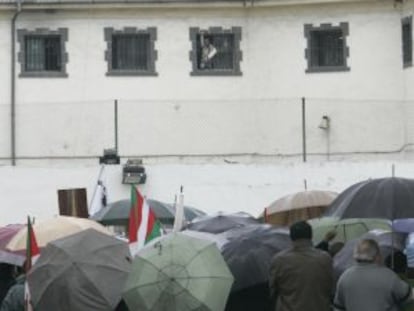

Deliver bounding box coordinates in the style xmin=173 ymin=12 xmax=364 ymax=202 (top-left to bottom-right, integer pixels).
xmin=25 ymin=216 xmax=40 ymax=311
xmin=25 ymin=216 xmax=39 ymax=272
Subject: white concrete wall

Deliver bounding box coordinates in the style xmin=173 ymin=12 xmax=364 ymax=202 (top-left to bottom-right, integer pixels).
xmin=0 ymin=2 xmax=411 ymax=162
xmin=0 ymin=11 xmax=11 ymax=160
xmin=0 ymin=161 xmax=410 ymax=226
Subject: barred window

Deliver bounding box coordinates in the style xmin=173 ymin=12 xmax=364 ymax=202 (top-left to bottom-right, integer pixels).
xmin=112 ymin=34 xmax=149 ymax=71
xmin=25 ymin=36 xmax=61 ymax=72
xmin=105 ymin=27 xmax=157 ymax=76
xmin=17 ymin=28 xmax=68 ymax=78
xmin=310 ymin=30 xmax=344 ymax=67
xmin=402 ymin=17 xmax=412 ymax=67
xmin=190 ymin=27 xmax=242 ymax=76
xmin=304 ymin=23 xmax=350 ymax=73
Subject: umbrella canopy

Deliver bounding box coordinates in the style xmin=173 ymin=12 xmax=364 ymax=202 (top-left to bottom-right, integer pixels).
xmin=91 ymin=199 xmax=205 ymax=227
xmin=123 ymin=232 xmax=234 ymax=311
xmin=186 ymin=212 xmax=259 ymax=234
xmin=6 ymin=216 xmax=111 ymax=251
xmin=392 ymin=218 xmax=414 ymax=233
xmin=28 ymin=229 xmax=131 ymax=311
xmin=0 ymin=224 xmax=25 ymax=266
xmin=333 ymin=230 xmax=406 ymax=280
xmin=264 ymin=190 xmax=338 ymax=226
xmin=221 ymin=224 xmax=291 ymax=292
xmin=221 ymin=225 xmax=290 ymax=311
xmin=324 ymin=177 xmax=414 ymax=220
xmin=309 ymin=217 xmax=391 ymax=243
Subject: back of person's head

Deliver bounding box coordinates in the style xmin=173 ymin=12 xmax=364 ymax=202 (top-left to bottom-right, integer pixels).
xmin=289 ymin=221 xmax=312 ymax=241
xmin=353 ymin=239 xmax=381 ymax=263
xmin=385 ymin=251 xmax=407 ymax=274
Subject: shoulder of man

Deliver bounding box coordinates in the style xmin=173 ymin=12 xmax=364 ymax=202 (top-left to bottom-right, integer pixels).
xmin=271 ymin=248 xmax=292 ymax=263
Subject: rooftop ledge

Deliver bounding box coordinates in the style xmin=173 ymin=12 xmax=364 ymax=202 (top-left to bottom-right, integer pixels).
xmin=0 ymin=0 xmax=391 ymax=9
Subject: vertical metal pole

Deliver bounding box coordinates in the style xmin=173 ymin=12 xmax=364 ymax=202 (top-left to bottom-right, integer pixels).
xmin=11 ymin=8 xmax=21 ymax=166
xmin=114 ymin=99 xmax=118 ymax=153
xmin=302 ymin=97 xmax=307 ymax=162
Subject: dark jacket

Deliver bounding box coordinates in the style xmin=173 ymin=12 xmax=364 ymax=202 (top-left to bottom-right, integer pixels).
xmin=0 ymin=275 xmax=25 ymax=311
xmin=269 ymin=239 xmax=333 ymax=311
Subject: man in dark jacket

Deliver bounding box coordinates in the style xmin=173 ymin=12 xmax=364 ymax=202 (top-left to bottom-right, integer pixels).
xmin=269 ymin=221 xmax=333 ymax=311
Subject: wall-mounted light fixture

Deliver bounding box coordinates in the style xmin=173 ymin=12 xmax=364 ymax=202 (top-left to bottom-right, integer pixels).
xmin=99 ymin=148 xmax=120 ymax=165
xmin=318 ymin=115 xmax=330 ymax=130
xmin=122 ymin=159 xmax=147 ymax=184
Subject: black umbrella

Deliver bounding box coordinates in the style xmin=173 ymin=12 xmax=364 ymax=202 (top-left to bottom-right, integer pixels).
xmin=221 ymin=224 xmax=290 ymax=311
xmin=324 ymin=177 xmax=414 ymax=220
xmin=333 ymin=230 xmax=406 ymax=281
xmin=186 ymin=212 xmax=259 ymax=234
xmin=91 ymin=199 xmax=205 ymax=227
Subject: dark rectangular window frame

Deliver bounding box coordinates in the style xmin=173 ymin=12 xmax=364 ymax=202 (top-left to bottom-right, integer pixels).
xmin=304 ymin=22 xmax=350 ymax=73
xmin=189 ymin=27 xmax=242 ymax=77
xmin=402 ymin=16 xmax=413 ymax=68
xmin=17 ymin=28 xmax=68 ymax=78
xmin=104 ymin=27 xmax=158 ymax=77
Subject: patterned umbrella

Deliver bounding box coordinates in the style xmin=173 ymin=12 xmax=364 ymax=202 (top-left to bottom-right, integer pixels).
xmin=264 ymin=190 xmax=338 ymax=226
xmin=123 ymin=233 xmax=233 ymax=311
xmin=0 ymin=224 xmax=25 ymax=266
xmin=6 ymin=216 xmax=111 ymax=251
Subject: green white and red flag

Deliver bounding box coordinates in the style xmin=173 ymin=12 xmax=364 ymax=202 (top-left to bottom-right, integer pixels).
xmin=128 ymin=186 xmax=162 ymax=255
xmin=25 ymin=216 xmax=40 ymax=311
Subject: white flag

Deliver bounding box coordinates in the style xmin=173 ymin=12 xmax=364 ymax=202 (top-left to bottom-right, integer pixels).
xmin=173 ymin=187 xmax=185 ymax=233
xmin=89 ymin=180 xmax=108 ymax=216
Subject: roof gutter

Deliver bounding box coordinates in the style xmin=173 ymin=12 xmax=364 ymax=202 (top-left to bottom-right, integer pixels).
xmin=0 ymin=0 xmax=382 ymax=10
xmin=11 ymin=0 xmax=21 ymax=166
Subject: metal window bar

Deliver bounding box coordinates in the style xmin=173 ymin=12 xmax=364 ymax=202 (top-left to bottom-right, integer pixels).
xmin=44 ymin=36 xmax=61 ymax=71
xmin=311 ymin=30 xmax=344 ymax=67
xmin=25 ymin=36 xmax=44 ymax=71
xmin=197 ymin=33 xmax=234 ymax=70
xmin=25 ymin=35 xmax=61 ymax=72
xmin=403 ymin=23 xmax=412 ymax=65
xmin=112 ymin=34 xmax=149 ymax=71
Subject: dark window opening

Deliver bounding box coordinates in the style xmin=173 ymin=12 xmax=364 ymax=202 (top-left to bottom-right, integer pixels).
xmin=402 ymin=18 xmax=412 ymax=67
xmin=112 ymin=34 xmax=150 ymax=71
xmin=25 ymin=35 xmax=61 ymax=72
xmin=310 ymin=30 xmax=344 ymax=67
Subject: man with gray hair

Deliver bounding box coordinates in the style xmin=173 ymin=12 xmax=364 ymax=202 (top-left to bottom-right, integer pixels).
xmin=334 ymin=239 xmax=412 ymax=311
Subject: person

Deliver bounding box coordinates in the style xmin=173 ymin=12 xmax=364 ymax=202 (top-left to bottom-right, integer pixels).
xmin=334 ymin=239 xmax=412 ymax=311
xmin=0 ymin=264 xmax=16 ymax=307
xmin=329 ymin=241 xmax=345 ymax=257
xmin=199 ymin=32 xmax=217 ymax=69
xmin=315 ymin=230 xmax=337 ymax=253
xmin=269 ymin=220 xmax=333 ymax=311
xmin=0 ymin=266 xmax=25 ymax=311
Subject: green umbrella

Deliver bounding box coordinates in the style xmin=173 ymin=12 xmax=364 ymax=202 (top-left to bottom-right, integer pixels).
xmin=123 ymin=233 xmax=234 ymax=311
xmin=309 ymin=217 xmax=392 ymax=243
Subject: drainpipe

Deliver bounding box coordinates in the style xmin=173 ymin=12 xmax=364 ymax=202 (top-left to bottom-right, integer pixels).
xmin=11 ymin=0 xmax=21 ymax=166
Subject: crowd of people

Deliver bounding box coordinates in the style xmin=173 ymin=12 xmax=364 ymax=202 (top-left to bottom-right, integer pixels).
xmin=0 ymin=220 xmax=412 ymax=311
xmin=269 ymin=221 xmax=413 ymax=311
